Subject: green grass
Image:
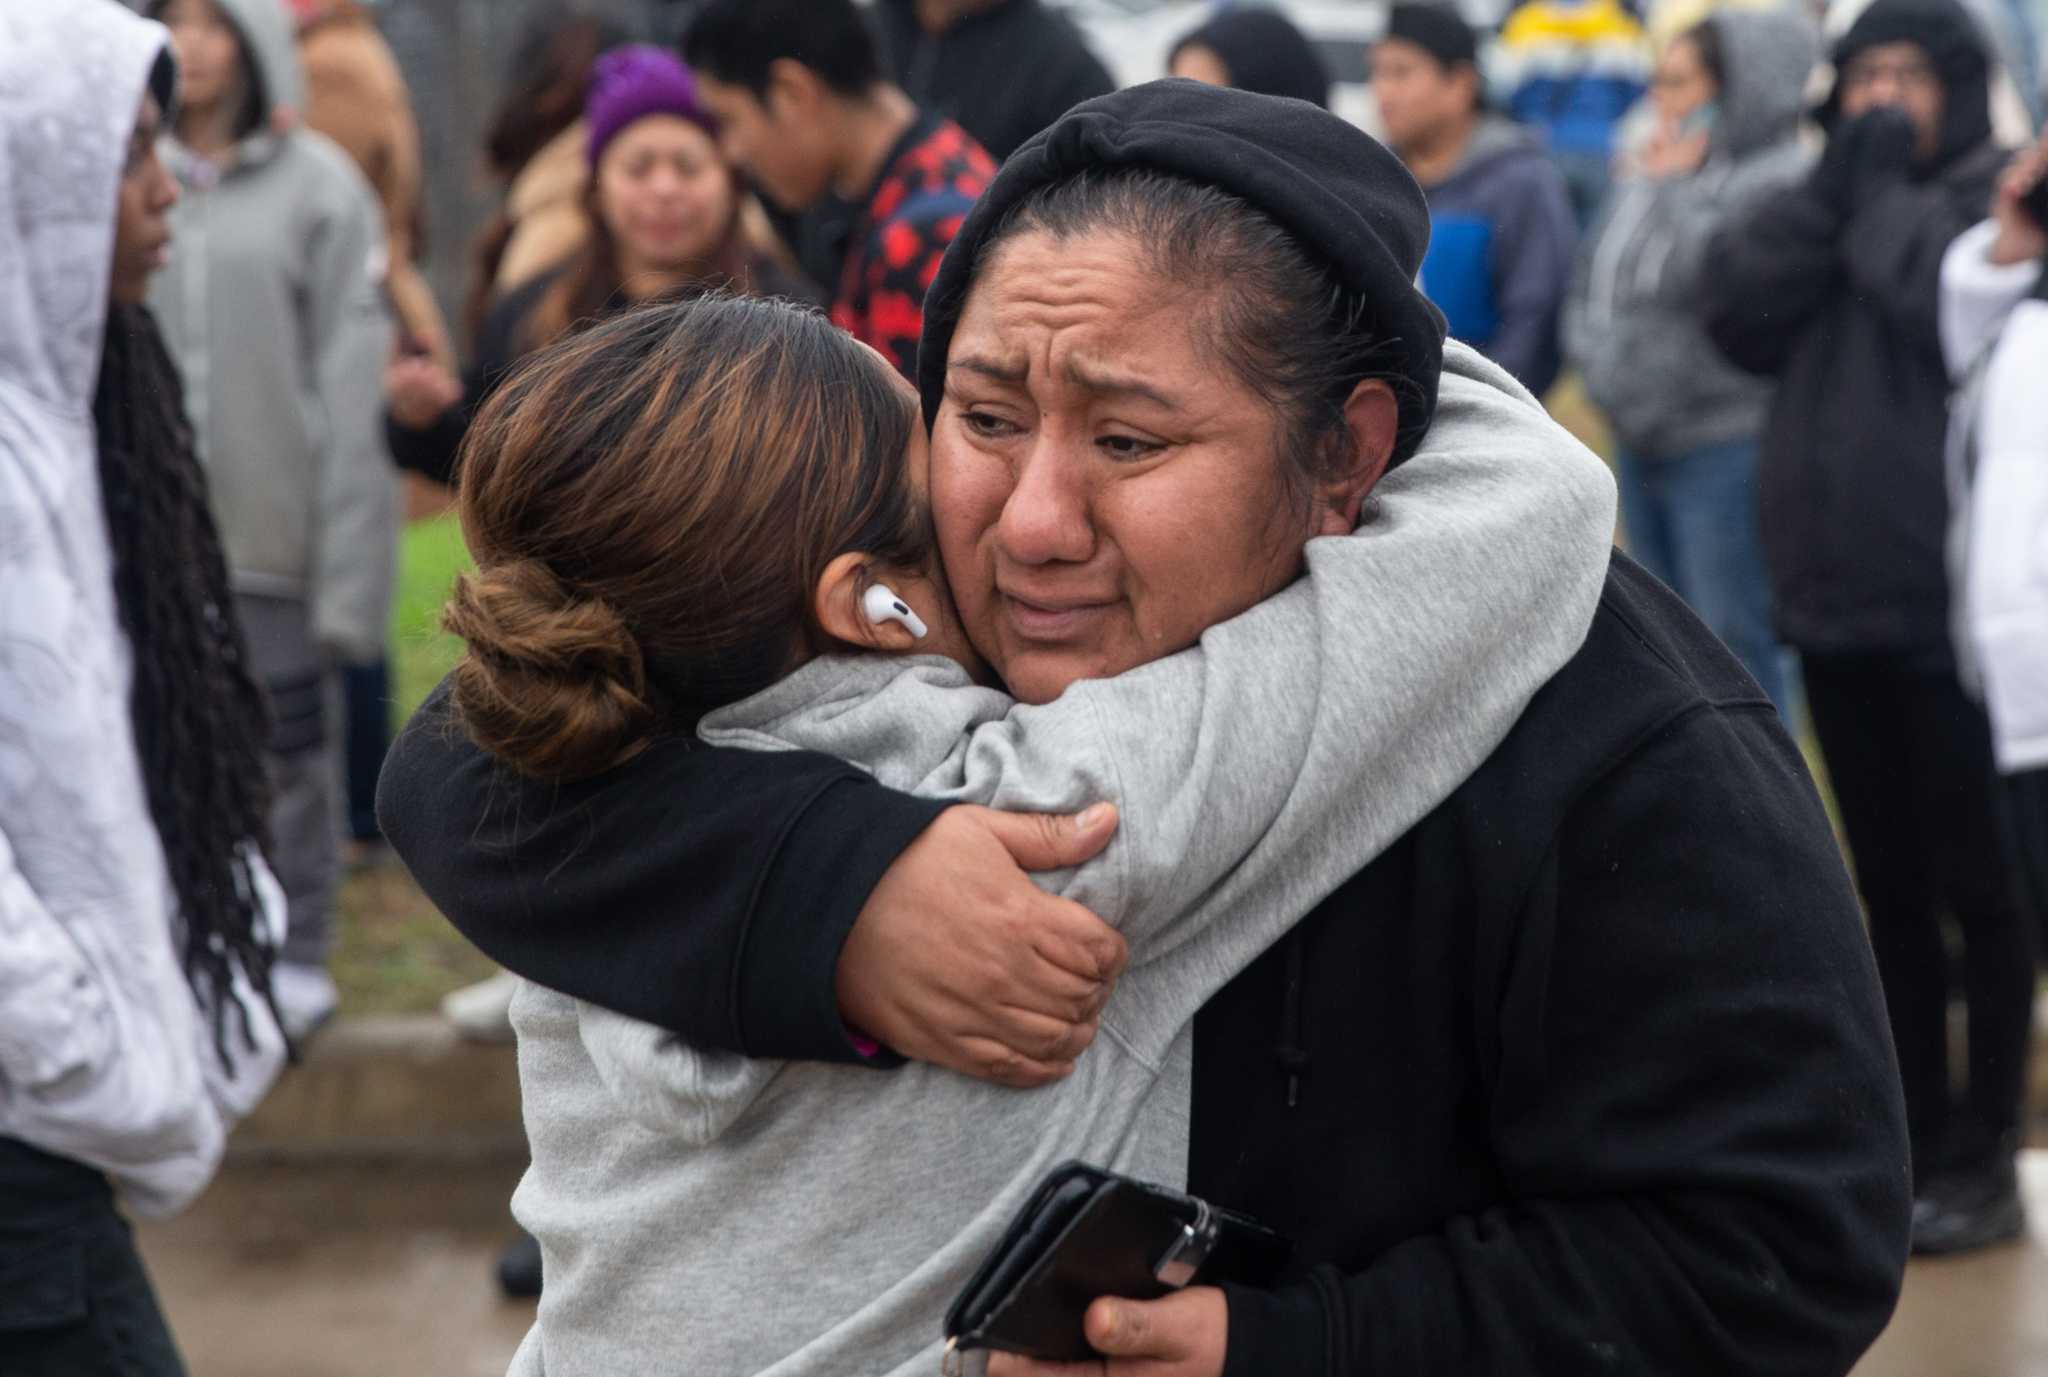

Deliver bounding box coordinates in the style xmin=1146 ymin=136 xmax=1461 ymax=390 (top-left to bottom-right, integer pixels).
xmin=333 ymin=513 xmax=487 ymax=1017
xmin=387 ymin=512 xmax=472 ymax=728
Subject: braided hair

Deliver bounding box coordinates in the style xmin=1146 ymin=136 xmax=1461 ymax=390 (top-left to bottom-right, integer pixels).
xmin=92 ymin=304 xmax=282 ymax=1071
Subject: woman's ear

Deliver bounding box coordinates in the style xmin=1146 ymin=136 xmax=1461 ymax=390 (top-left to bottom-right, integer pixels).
xmin=1316 ymin=379 xmax=1399 ymax=536
xmin=813 ymin=552 xmax=926 ymax=653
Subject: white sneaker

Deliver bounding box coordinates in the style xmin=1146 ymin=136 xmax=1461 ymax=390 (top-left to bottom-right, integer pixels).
xmin=272 ymin=962 xmax=339 ymax=1044
xmin=440 ymin=969 xmax=519 ymax=1044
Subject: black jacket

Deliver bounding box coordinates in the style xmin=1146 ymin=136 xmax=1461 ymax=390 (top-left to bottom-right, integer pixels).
xmin=871 ymin=0 xmax=1114 ymax=160
xmin=378 ymin=557 xmax=1909 ymax=1375
xmin=1704 ymin=0 xmax=2004 ymax=657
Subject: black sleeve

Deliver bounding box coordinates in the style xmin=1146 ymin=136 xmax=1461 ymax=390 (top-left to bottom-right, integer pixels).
xmin=385 ymin=402 xmax=467 ymax=486
xmin=1703 ymin=182 xmax=1846 ymax=376
xmin=1223 ymin=705 xmax=1911 ymax=1376
xmin=375 ymin=681 xmax=950 ymax=1060
xmin=1841 ymin=177 xmax=1984 ymax=340
xmin=381 ymin=281 xmax=537 ymax=488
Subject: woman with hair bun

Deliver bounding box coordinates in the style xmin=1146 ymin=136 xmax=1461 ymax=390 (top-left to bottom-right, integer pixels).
xmin=438 ymin=288 xmax=1615 ymax=1374
xmin=391 ymin=41 xmax=818 ymax=1077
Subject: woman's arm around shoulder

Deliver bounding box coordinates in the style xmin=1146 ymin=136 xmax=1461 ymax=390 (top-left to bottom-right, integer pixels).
xmin=377 ymin=680 xmax=948 ymax=1061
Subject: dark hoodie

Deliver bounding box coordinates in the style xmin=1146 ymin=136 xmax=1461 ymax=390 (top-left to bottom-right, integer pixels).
xmin=1705 ymin=0 xmax=2006 ymax=655
xmin=383 ymin=81 xmax=1907 ymax=1377
xmin=1170 ymin=7 xmax=1333 ymax=108
xmin=871 ymin=0 xmax=1115 ymax=160
xmin=1416 ymin=117 xmax=1579 ymax=397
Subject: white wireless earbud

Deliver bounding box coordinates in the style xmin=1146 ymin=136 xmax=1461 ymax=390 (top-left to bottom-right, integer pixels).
xmin=863 ymin=583 xmax=928 ymax=640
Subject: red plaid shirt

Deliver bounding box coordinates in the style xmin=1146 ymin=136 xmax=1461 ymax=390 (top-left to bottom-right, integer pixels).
xmin=830 ymin=115 xmax=995 ymax=377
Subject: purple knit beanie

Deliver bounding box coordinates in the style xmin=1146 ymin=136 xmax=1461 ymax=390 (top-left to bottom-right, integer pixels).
xmin=585 ymin=45 xmax=718 ymax=167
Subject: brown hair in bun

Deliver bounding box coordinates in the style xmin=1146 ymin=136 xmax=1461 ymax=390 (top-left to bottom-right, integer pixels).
xmin=444 ymin=292 xmax=927 ymax=781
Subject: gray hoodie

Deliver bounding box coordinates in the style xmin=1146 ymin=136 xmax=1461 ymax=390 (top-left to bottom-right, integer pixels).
xmin=1566 ymin=9 xmax=1819 ymax=460
xmin=505 ymin=344 xmax=1620 ymax=1377
xmin=147 ymin=0 xmax=395 ymax=660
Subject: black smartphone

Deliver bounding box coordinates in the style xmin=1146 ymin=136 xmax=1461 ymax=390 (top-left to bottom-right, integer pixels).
xmin=944 ymin=1162 xmax=1292 ymax=1365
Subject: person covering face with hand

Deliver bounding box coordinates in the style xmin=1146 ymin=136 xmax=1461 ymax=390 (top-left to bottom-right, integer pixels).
xmin=1706 ymin=0 xmax=2033 ymax=1258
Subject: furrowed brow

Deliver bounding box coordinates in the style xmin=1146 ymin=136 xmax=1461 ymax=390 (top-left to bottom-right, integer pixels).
xmin=1065 ymin=361 xmax=1178 ymax=409
xmin=948 ymin=355 xmax=1028 ymax=386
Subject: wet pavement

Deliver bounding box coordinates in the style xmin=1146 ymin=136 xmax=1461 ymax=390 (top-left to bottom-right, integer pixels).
xmin=138 ymin=1160 xmax=534 ymax=1377
xmin=138 ymin=1155 xmax=2048 ymax=1376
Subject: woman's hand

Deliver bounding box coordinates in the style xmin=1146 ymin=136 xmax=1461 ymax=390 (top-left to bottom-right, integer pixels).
xmin=987 ymin=1290 xmax=1228 ymax=1377
xmin=385 ymin=356 xmax=462 ymax=429
xmin=1638 ymin=119 xmax=1708 ymax=180
xmin=1987 ymin=132 xmax=2048 ymax=267
xmin=836 ymin=804 xmax=1127 ymax=1088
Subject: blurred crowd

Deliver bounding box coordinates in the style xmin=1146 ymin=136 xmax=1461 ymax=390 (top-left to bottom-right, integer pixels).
xmin=3 ymin=0 xmax=2046 ymax=1371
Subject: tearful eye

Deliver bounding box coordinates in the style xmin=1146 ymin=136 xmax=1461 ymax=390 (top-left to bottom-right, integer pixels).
xmin=963 ymin=411 xmax=1020 ymax=439
xmin=1099 ymin=434 xmax=1165 ymax=461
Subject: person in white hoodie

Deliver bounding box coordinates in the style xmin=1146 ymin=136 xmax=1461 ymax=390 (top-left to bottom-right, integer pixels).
xmin=1942 ymin=129 xmax=2048 ymax=974
xmin=0 ymin=1 xmax=290 ymax=1371
xmin=146 ymin=0 xmax=396 ymax=1039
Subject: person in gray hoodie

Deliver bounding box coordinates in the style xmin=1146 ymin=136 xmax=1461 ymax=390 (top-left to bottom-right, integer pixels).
xmin=1373 ymin=3 xmax=1580 ymax=397
xmin=147 ymin=0 xmax=396 ymax=1037
xmin=1565 ymin=9 xmax=1818 ymax=719
xmin=435 ymin=288 xmax=1615 ymax=1376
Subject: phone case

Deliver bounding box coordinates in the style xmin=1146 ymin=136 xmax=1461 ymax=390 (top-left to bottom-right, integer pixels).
xmin=943 ymin=1161 xmax=1293 ymax=1363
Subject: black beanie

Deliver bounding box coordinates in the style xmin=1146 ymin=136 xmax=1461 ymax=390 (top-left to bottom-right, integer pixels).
xmin=1170 ymin=8 xmax=1333 ymax=110
xmin=1383 ymin=3 xmax=1480 ymax=71
xmin=916 ymin=80 xmax=1447 ymax=466
xmin=1826 ymin=0 xmax=1992 ymax=168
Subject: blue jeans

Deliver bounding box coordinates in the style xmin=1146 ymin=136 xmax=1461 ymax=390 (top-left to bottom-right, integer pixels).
xmin=1618 ymin=437 xmax=1798 ymax=721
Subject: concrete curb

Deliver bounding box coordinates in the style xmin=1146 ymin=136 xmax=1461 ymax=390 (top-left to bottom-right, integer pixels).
xmin=235 ymin=1001 xmax=2048 ymax=1163
xmin=229 ymin=1014 xmax=524 ymax=1164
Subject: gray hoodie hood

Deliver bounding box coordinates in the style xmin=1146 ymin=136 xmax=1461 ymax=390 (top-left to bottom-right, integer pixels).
xmin=1564 ymin=9 xmax=1820 ymax=456
xmin=1709 ymin=8 xmax=1821 ymax=159
xmin=220 ymin=0 xmax=305 ymax=121
xmin=158 ymin=0 xmax=304 ymax=145
xmin=0 ymin=0 xmax=172 ymax=422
